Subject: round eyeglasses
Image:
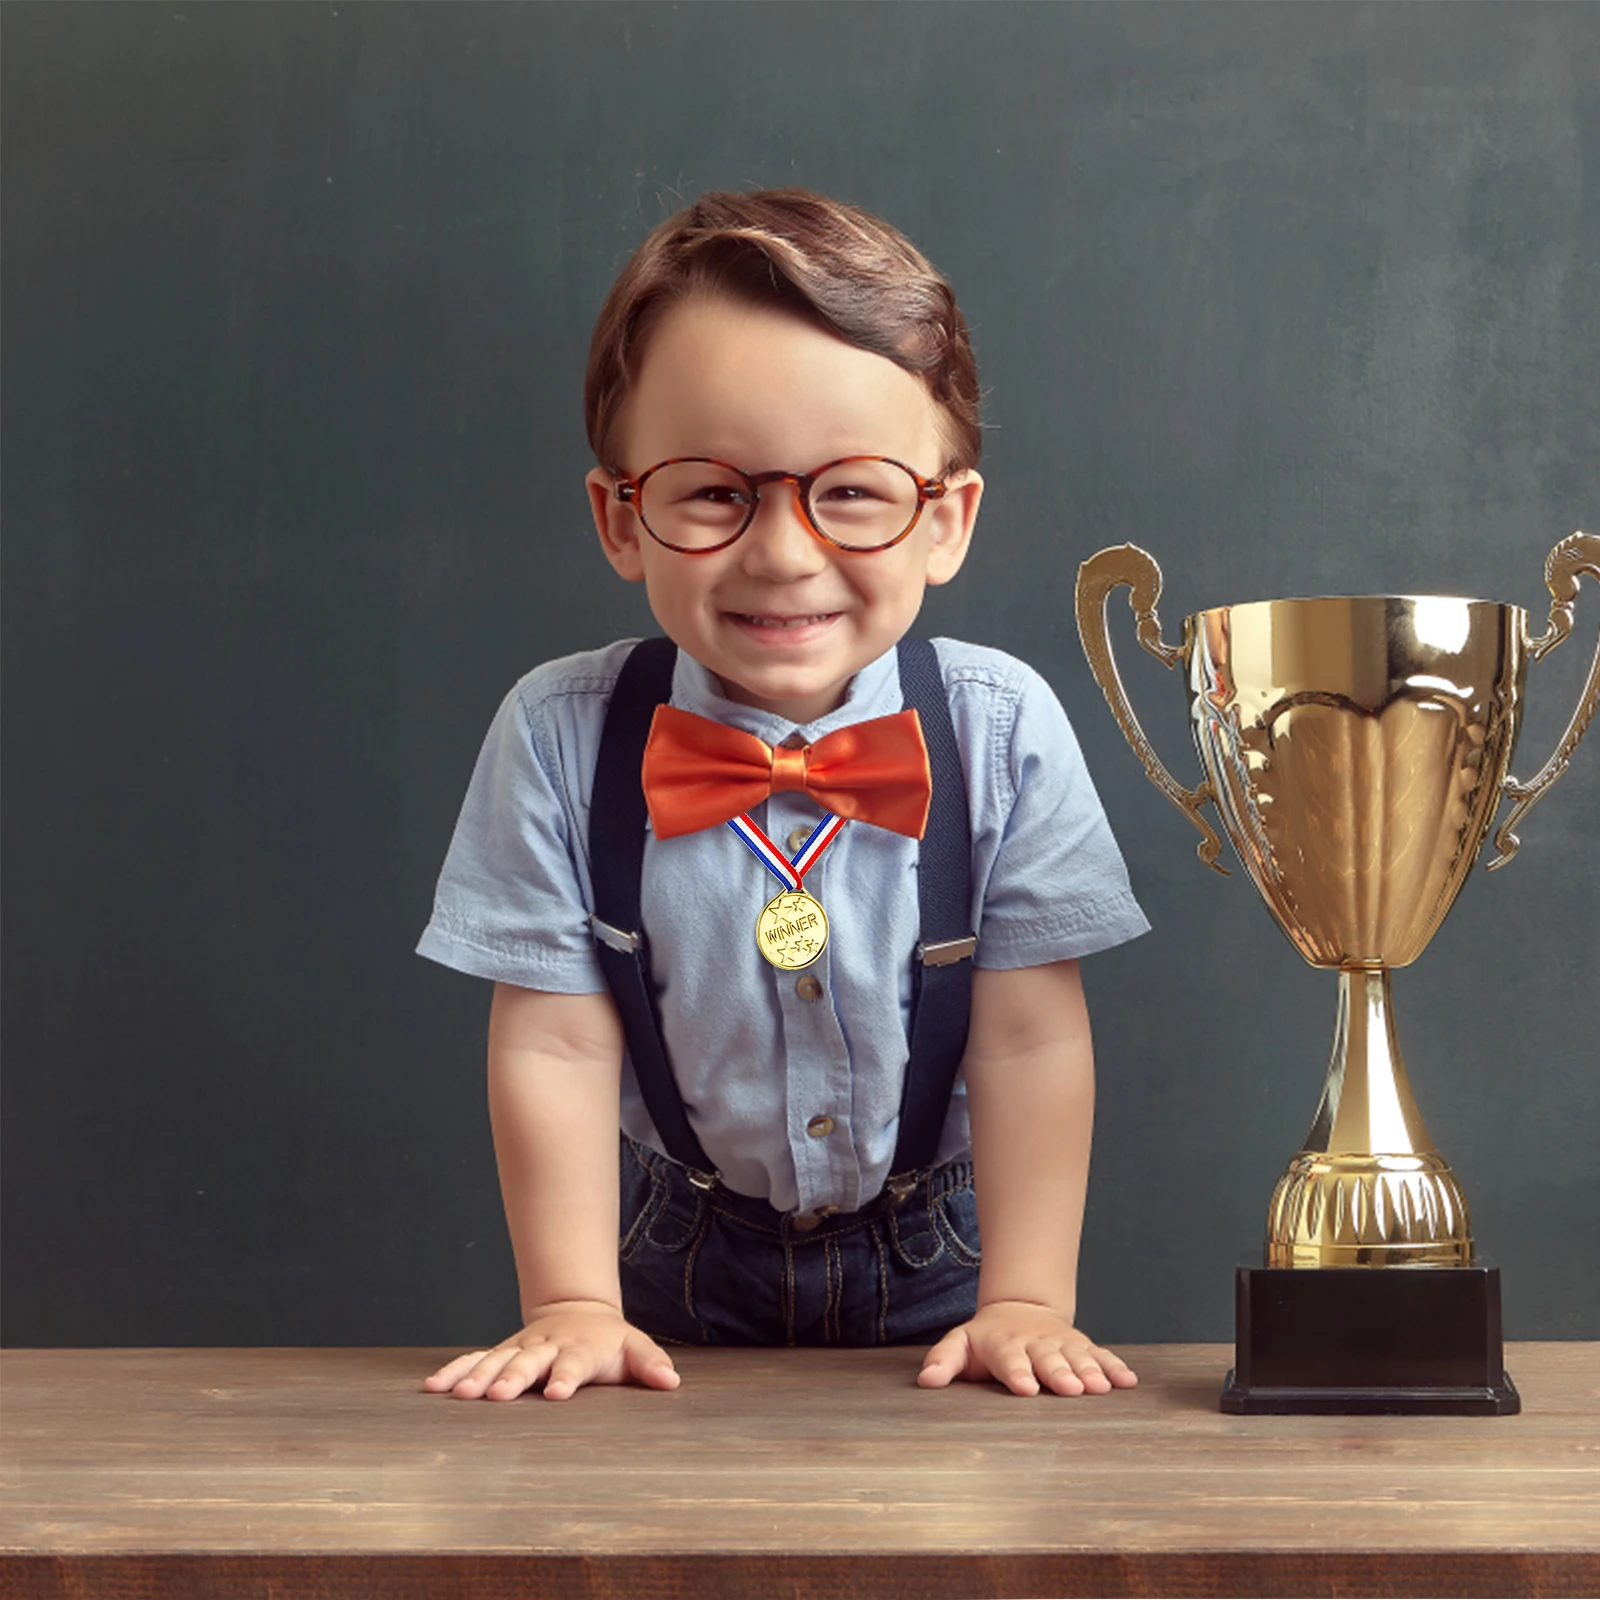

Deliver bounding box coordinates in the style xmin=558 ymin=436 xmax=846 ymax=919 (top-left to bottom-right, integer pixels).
xmin=612 ymin=455 xmax=947 ymax=554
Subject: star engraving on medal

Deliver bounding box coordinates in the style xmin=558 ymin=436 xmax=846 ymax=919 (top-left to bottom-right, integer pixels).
xmin=757 ymin=890 xmax=828 ymax=969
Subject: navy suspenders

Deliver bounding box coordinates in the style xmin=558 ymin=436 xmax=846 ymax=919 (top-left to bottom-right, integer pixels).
xmin=587 ymin=637 xmax=975 ymax=1192
xmin=587 ymin=639 xmax=716 ymax=1175
xmin=892 ymin=637 xmax=978 ymax=1183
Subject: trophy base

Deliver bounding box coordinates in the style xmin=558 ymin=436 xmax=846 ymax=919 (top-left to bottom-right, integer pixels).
xmin=1220 ymin=1259 xmax=1520 ymax=1416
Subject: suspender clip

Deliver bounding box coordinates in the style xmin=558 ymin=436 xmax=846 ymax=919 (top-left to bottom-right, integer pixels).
xmin=885 ymin=1171 xmax=919 ymax=1204
xmin=917 ymin=934 xmax=977 ymax=967
xmin=685 ymin=1167 xmax=720 ymax=1192
xmin=589 ymin=914 xmax=642 ymax=955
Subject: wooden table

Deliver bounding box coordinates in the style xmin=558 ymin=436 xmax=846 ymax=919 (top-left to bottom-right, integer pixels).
xmin=2 ymin=1344 xmax=1596 ymax=1598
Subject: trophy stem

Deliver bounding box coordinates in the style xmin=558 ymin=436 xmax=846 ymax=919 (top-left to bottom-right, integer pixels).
xmin=1265 ymin=967 xmax=1474 ymax=1267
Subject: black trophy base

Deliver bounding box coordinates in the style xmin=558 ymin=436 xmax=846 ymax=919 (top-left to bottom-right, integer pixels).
xmin=1221 ymin=1259 xmax=1519 ymax=1416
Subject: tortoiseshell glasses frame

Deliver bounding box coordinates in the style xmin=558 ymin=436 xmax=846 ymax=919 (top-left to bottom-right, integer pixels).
xmin=611 ymin=455 xmax=948 ymax=554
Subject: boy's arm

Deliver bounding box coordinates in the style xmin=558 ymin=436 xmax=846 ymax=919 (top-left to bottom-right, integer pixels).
xmin=422 ymin=982 xmax=679 ymax=1402
xmin=917 ymin=958 xmax=1138 ymax=1397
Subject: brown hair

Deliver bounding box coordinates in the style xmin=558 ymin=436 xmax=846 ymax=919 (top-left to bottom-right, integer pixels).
xmin=584 ymin=188 xmax=982 ymax=476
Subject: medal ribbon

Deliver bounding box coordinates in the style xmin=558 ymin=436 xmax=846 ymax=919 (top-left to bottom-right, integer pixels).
xmin=726 ymin=812 xmax=848 ymax=891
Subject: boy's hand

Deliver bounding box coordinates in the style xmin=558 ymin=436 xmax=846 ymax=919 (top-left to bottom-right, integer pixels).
xmin=917 ymin=1301 xmax=1138 ymax=1397
xmin=422 ymin=1299 xmax=680 ymax=1402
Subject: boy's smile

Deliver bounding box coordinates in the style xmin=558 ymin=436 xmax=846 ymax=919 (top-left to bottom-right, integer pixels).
xmin=588 ymin=296 xmax=982 ymax=725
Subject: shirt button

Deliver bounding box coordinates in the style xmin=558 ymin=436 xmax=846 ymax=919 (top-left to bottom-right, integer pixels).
xmin=795 ymin=975 xmax=823 ymax=1002
xmin=806 ymin=1114 xmax=836 ymax=1139
xmin=786 ymin=826 xmax=812 ymax=855
xmin=791 ymin=1211 xmax=821 ymax=1232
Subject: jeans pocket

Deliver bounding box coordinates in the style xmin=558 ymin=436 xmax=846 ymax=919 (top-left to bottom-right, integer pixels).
xmin=644 ymin=1182 xmax=708 ymax=1253
xmin=618 ymin=1143 xmax=667 ymax=1263
xmin=618 ymin=1157 xmax=715 ymax=1345
xmin=887 ymin=1196 xmax=945 ymax=1269
xmin=879 ymin=1183 xmax=983 ymax=1346
xmin=932 ymin=1180 xmax=982 ymax=1268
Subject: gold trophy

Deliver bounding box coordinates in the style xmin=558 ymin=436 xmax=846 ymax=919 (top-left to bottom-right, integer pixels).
xmin=1076 ymin=534 xmax=1600 ymax=1414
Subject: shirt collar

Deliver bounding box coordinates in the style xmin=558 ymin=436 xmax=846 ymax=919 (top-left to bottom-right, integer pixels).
xmin=669 ymin=645 xmax=903 ymax=745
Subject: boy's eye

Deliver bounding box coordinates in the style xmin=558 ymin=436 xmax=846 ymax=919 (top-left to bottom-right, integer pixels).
xmin=805 ymin=459 xmax=923 ymax=546
xmin=683 ymin=483 xmax=753 ymax=507
xmin=638 ymin=462 xmax=755 ymax=544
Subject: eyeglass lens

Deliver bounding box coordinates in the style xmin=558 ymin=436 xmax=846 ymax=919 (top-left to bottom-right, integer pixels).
xmin=637 ymin=459 xmax=922 ymax=551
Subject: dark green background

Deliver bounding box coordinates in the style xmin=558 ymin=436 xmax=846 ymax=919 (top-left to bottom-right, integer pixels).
xmin=5 ymin=1 xmax=1596 ymax=1347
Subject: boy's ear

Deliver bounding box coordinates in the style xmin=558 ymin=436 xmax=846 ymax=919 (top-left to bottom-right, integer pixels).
xmin=587 ymin=467 xmax=646 ymax=583
xmin=924 ymin=470 xmax=983 ymax=587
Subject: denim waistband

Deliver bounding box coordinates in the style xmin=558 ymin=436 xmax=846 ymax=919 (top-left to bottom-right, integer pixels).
xmin=622 ymin=1133 xmax=975 ymax=1240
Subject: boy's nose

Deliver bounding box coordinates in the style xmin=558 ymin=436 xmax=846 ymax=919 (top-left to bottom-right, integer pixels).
xmin=738 ymin=483 xmax=828 ymax=579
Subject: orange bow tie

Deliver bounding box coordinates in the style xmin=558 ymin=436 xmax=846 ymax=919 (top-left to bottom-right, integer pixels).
xmin=641 ymin=705 xmax=932 ymax=841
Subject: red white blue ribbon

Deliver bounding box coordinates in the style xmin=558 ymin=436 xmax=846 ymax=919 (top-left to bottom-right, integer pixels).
xmin=727 ymin=812 xmax=847 ymax=891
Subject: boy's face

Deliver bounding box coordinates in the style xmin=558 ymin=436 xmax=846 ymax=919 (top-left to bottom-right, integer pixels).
xmin=587 ymin=296 xmax=982 ymax=725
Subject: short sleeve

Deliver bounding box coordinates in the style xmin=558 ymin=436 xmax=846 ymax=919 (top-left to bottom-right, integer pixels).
xmin=950 ymin=652 xmax=1150 ymax=971
xmin=416 ymin=675 xmax=608 ymax=993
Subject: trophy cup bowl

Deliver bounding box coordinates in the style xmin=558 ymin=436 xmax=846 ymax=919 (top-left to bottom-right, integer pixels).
xmin=1075 ymin=534 xmax=1600 ymax=1412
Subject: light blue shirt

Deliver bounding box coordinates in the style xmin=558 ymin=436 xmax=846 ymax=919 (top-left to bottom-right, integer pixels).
xmin=418 ymin=638 xmax=1149 ymax=1215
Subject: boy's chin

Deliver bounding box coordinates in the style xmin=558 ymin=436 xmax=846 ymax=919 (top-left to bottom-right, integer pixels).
xmin=712 ymin=664 xmax=854 ymax=725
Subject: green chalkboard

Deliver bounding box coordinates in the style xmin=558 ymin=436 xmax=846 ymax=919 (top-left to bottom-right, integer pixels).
xmin=4 ymin=1 xmax=1596 ymax=1347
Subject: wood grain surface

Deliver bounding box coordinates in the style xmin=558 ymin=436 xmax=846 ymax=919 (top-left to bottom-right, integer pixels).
xmin=2 ymin=1343 xmax=1597 ymax=1598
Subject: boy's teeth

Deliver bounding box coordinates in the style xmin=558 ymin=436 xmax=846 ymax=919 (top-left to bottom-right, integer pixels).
xmin=742 ymin=613 xmax=830 ymax=628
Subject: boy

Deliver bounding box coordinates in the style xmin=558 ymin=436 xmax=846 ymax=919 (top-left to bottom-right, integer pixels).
xmin=419 ymin=189 xmax=1148 ymax=1401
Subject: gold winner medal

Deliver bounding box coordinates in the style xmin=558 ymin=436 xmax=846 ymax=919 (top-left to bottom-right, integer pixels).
xmin=756 ymin=889 xmax=829 ymax=969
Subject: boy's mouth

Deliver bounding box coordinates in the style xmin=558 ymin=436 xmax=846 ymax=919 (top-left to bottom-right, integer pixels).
xmin=726 ymin=611 xmax=838 ymax=630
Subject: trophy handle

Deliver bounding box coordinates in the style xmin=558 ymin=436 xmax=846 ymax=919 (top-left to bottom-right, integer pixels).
xmin=1488 ymin=531 xmax=1600 ymax=870
xmin=1074 ymin=544 xmax=1229 ymax=875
